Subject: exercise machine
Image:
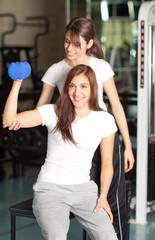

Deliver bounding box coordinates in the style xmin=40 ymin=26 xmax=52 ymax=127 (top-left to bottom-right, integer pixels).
xmin=136 ymin=1 xmax=155 ymax=224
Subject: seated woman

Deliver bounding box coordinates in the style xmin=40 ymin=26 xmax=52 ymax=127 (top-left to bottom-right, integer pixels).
xmin=3 ymin=64 xmax=118 ymax=240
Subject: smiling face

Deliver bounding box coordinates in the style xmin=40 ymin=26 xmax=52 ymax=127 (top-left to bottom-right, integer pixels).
xmin=68 ymin=74 xmax=91 ymax=112
xmin=64 ymin=31 xmax=93 ymax=63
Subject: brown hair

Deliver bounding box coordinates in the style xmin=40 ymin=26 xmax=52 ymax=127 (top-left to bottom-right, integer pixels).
xmin=54 ymin=64 xmax=103 ymax=144
xmin=65 ymin=17 xmax=104 ymax=60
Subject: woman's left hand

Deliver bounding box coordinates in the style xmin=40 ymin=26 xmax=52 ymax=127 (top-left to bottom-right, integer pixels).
xmin=124 ymin=147 xmax=135 ymax=173
xmin=93 ymin=197 xmax=113 ymax=223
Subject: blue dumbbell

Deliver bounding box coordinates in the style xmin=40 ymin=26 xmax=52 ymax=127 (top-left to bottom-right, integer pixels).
xmin=8 ymin=62 xmax=31 ymax=80
xmin=24 ymin=62 xmax=31 ymax=79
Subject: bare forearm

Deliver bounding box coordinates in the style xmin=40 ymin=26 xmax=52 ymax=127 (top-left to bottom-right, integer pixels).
xmin=36 ymin=83 xmax=55 ymax=107
xmin=99 ymin=134 xmax=115 ymax=198
xmin=3 ymin=81 xmax=21 ymax=126
xmin=99 ymin=164 xmax=113 ymax=198
xmin=112 ymin=104 xmax=132 ymax=149
xmin=103 ymin=77 xmax=132 ymax=150
xmin=112 ymin=104 xmax=135 ymax=172
xmin=104 ymin=76 xmax=135 ymax=172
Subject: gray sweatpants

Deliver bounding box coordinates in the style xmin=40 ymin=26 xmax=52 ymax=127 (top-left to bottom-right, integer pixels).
xmin=32 ymin=180 xmax=118 ymax=240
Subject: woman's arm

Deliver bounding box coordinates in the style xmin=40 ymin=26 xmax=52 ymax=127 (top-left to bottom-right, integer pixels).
xmin=3 ymin=82 xmax=55 ymax=130
xmin=103 ymin=76 xmax=135 ymax=172
xmin=3 ymin=81 xmax=42 ymax=128
xmin=36 ymin=83 xmax=55 ymax=107
xmin=99 ymin=134 xmax=115 ymax=199
xmin=93 ymin=133 xmax=115 ymax=223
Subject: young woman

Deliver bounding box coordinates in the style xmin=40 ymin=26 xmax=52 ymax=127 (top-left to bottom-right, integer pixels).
xmin=3 ymin=17 xmax=134 ymax=239
xmin=3 ymin=64 xmax=118 ymax=240
xmin=6 ymin=17 xmax=134 ymax=172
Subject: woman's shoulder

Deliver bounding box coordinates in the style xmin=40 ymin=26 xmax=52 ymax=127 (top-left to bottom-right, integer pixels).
xmin=89 ymin=57 xmax=114 ymax=80
xmin=37 ymin=104 xmax=57 ymax=128
xmin=37 ymin=104 xmax=57 ymax=119
xmin=42 ymin=59 xmax=70 ymax=86
xmin=91 ymin=111 xmax=117 ymax=134
xmin=37 ymin=104 xmax=55 ymax=114
xmin=47 ymin=59 xmax=67 ymax=72
xmin=90 ymin=56 xmax=111 ymax=66
xmin=92 ymin=110 xmax=115 ymax=122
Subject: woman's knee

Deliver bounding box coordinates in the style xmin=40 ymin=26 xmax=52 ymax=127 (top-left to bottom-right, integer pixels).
xmin=33 ymin=214 xmax=68 ymax=240
xmin=93 ymin=227 xmax=118 ymax=240
xmin=41 ymin=228 xmax=67 ymax=240
xmin=90 ymin=220 xmax=118 ymax=240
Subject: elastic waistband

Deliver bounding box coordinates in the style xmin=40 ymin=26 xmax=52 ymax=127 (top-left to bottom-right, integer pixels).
xmin=33 ymin=180 xmax=97 ymax=194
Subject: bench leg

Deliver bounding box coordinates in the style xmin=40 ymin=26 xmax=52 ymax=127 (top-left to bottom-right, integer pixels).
xmin=10 ymin=214 xmax=16 ymax=240
xmin=83 ymin=229 xmax=91 ymax=240
xmin=83 ymin=229 xmax=87 ymax=240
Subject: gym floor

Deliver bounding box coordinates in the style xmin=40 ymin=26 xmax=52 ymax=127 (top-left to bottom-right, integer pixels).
xmin=0 ymin=158 xmax=155 ymax=240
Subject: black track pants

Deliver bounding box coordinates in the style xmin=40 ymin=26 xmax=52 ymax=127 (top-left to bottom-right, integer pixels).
xmin=90 ymin=132 xmax=127 ymax=240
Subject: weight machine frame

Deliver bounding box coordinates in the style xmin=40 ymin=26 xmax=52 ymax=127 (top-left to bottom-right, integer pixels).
xmin=136 ymin=1 xmax=155 ymax=224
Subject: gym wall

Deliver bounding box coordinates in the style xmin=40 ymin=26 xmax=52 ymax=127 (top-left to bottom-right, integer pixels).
xmin=0 ymin=0 xmax=66 ymax=84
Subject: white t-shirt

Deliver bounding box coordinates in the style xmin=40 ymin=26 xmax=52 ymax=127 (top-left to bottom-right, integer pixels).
xmin=41 ymin=57 xmax=114 ymax=110
xmin=37 ymin=104 xmax=117 ymax=185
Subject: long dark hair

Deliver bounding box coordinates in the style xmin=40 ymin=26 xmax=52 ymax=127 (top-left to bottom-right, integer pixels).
xmin=65 ymin=17 xmax=104 ymax=60
xmin=54 ymin=64 xmax=103 ymax=144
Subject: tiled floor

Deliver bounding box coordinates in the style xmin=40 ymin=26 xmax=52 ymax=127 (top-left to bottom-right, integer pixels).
xmin=0 ymin=161 xmax=155 ymax=240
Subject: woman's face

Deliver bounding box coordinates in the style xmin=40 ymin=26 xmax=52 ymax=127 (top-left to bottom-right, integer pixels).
xmin=64 ymin=31 xmax=90 ymax=61
xmin=68 ymin=74 xmax=91 ymax=110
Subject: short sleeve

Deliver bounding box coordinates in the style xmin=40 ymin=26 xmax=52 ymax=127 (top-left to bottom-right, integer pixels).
xmin=41 ymin=65 xmax=57 ymax=87
xmin=102 ymin=61 xmax=115 ymax=83
xmin=37 ymin=104 xmax=56 ymax=130
xmin=100 ymin=112 xmax=117 ymax=138
xmin=89 ymin=57 xmax=115 ymax=84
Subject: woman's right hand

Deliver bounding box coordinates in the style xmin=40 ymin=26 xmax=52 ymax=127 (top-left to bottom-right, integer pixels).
xmin=93 ymin=196 xmax=113 ymax=223
xmin=3 ymin=121 xmax=22 ymax=131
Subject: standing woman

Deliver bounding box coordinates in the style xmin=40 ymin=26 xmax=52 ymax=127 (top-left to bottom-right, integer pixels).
xmin=4 ymin=17 xmax=134 ymax=239
xmin=3 ymin=64 xmax=118 ymax=240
